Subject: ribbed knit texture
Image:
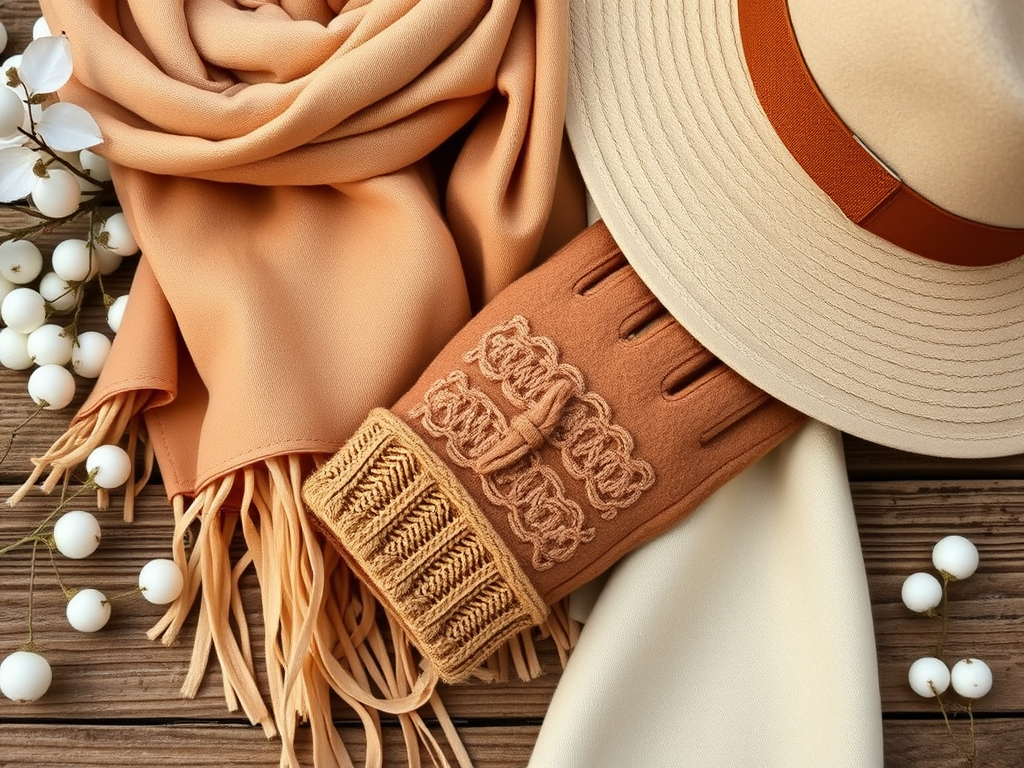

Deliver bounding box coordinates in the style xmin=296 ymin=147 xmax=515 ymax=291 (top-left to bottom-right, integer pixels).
xmin=303 ymin=409 xmax=547 ymax=683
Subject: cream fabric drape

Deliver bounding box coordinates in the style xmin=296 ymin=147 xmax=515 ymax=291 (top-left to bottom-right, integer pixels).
xmin=529 ymin=420 xmax=884 ymax=767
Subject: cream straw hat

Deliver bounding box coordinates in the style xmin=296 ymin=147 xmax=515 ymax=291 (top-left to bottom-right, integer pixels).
xmin=565 ymin=0 xmax=1024 ymax=458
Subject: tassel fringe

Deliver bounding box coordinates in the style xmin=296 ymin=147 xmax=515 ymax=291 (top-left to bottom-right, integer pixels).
xmin=7 ymin=395 xmax=580 ymax=768
xmin=7 ymin=391 xmax=153 ymax=521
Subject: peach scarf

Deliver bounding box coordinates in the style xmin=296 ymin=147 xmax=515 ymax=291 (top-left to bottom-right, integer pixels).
xmin=19 ymin=1 xmax=585 ymax=765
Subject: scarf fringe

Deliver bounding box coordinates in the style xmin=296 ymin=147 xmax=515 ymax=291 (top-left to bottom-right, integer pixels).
xmin=8 ymin=395 xmax=580 ymax=768
xmin=7 ymin=391 xmax=153 ymax=521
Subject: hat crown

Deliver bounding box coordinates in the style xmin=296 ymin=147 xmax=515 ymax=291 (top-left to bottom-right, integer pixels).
xmin=789 ymin=0 xmax=1024 ymax=228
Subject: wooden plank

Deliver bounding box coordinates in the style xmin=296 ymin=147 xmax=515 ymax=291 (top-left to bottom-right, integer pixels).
xmin=0 ymin=723 xmax=541 ymax=768
xmin=857 ymin=481 xmax=1024 ymax=713
xmin=884 ymin=718 xmax=1024 ymax=768
xmin=2 ymin=483 xmax=1023 ymax=719
xmin=1 ymin=720 xmax=1023 ymax=768
xmin=844 ymin=435 xmax=1024 ymax=482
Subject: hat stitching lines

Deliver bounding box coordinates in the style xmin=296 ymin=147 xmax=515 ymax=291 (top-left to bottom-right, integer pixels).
xmin=697 ymin=2 xmax=1024 ymax=332
xmin=635 ymin=4 xmax=1023 ymax=387
xmin=568 ymin=7 xmax=878 ymax=418
xmin=573 ymin=10 xmax=933 ymax=421
xmin=568 ymin=1 xmax=1023 ymax=442
xmin=702 ymin=16 xmax=1024 ymax=406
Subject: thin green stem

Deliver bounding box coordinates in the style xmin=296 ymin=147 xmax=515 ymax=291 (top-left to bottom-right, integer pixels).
xmin=47 ymin=543 xmax=73 ymax=600
xmin=26 ymin=539 xmax=39 ymax=645
xmin=0 ymin=402 xmax=47 ymax=469
xmin=96 ymin=269 xmax=108 ymax=305
xmin=0 ymin=473 xmax=99 ymax=558
xmin=967 ymin=702 xmax=978 ymax=767
xmin=102 ymin=586 xmax=143 ymax=604
xmin=66 ymin=278 xmax=86 ymax=338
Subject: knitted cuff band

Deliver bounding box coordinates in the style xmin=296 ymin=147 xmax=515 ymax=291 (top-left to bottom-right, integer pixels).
xmin=302 ymin=408 xmax=549 ymax=683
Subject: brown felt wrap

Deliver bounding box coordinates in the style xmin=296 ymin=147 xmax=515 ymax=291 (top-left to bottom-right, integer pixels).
xmin=303 ymin=221 xmax=808 ymax=682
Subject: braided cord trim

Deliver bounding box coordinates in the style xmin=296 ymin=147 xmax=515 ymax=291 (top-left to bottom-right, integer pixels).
xmin=466 ymin=315 xmax=655 ymax=517
xmin=411 ymin=370 xmax=596 ymax=571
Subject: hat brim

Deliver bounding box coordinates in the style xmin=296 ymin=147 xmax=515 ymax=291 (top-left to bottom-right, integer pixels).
xmin=565 ymin=0 xmax=1024 ymax=458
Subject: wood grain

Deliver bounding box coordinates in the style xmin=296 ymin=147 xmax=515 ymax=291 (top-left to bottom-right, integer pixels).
xmin=2 ymin=720 xmax=1023 ymax=768
xmin=0 ymin=724 xmax=542 ymax=768
xmin=2 ymin=481 xmax=1023 ymax=766
xmin=844 ymin=434 xmax=1024 ymax=482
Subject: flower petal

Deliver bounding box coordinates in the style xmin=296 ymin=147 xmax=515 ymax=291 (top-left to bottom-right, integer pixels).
xmin=37 ymin=102 xmax=102 ymax=152
xmin=0 ymin=131 xmax=29 ymax=149
xmin=0 ymin=146 xmax=41 ymax=202
xmin=18 ymin=36 xmax=73 ymax=95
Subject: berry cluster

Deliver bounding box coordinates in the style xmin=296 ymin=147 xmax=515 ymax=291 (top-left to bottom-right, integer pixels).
xmin=0 ymin=25 xmax=134 ymax=420
xmin=902 ymin=534 xmax=989 ymax=763
xmin=0 ymin=18 xmax=182 ymax=707
xmin=0 ymin=443 xmax=184 ymax=703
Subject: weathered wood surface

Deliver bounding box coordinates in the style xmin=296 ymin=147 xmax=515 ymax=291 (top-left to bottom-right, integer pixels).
xmin=1 ymin=721 xmax=1023 ymax=768
xmin=2 ymin=3 xmax=1024 ymax=767
xmin=2 ymin=481 xmax=1023 ymax=767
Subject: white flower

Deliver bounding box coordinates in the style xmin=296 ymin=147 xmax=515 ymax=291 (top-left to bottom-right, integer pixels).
xmin=0 ymin=34 xmax=103 ymax=206
xmin=0 ymin=146 xmax=40 ymax=202
xmin=36 ymin=101 xmax=101 ymax=152
xmin=17 ymin=35 xmax=73 ymax=95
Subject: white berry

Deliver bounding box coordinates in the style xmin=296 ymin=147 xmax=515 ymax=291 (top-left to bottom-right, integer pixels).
xmin=66 ymin=589 xmax=111 ymax=633
xmin=85 ymin=444 xmax=131 ymax=489
xmin=951 ymin=658 xmax=993 ymax=699
xmin=0 ymin=273 xmax=13 ymax=304
xmin=901 ymin=571 xmax=943 ymax=613
xmin=98 ymin=212 xmax=138 ymax=256
xmin=0 ymin=86 xmax=21 ymax=137
xmin=93 ymin=247 xmax=122 ymax=276
xmin=932 ymin=535 xmax=979 ymax=581
xmin=107 ymin=294 xmax=128 ymax=333
xmin=0 ymin=239 xmax=43 ymax=284
xmin=51 ymin=238 xmax=96 ymax=282
xmin=26 ymin=323 xmax=72 ymax=366
xmin=908 ymin=656 xmax=950 ymax=698
xmin=71 ymin=330 xmax=111 ymax=379
xmin=32 ymin=169 xmax=81 ymax=218
xmin=0 ymin=327 xmax=32 ymax=370
xmin=0 ymin=651 xmax=52 ymax=702
xmin=1 ymin=287 xmax=47 ymax=334
xmin=79 ymin=149 xmax=111 ymax=183
xmin=52 ymin=509 xmax=101 ymax=559
xmin=138 ymin=558 xmax=184 ymax=605
xmin=38 ymin=271 xmax=80 ymax=313
xmin=27 ymin=363 xmax=76 ymax=410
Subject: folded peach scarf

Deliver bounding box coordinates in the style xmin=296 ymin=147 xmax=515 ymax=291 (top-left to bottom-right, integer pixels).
xmin=18 ymin=1 xmax=585 ymax=765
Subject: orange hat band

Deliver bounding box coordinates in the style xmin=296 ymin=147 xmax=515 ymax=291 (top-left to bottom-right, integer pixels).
xmin=738 ymin=0 xmax=1024 ymax=267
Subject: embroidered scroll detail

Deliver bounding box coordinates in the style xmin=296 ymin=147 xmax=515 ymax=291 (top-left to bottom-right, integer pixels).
xmin=465 ymin=315 xmax=655 ymax=518
xmin=411 ymin=371 xmax=596 ymax=571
